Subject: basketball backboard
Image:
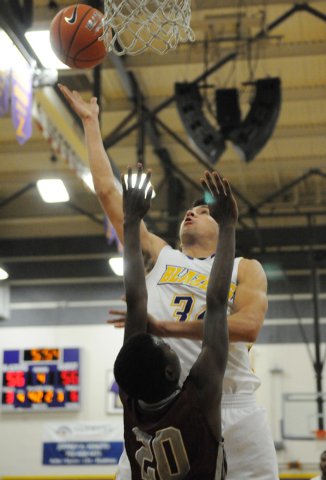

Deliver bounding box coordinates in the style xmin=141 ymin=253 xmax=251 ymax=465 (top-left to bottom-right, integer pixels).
xmin=281 ymin=392 xmax=326 ymax=440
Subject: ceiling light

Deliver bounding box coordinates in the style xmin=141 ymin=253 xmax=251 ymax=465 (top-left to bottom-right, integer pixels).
xmin=0 ymin=268 xmax=9 ymax=280
xmin=109 ymin=257 xmax=123 ymax=276
xmin=0 ymin=30 xmax=14 ymax=70
xmin=0 ymin=30 xmax=29 ymax=70
xmin=25 ymin=30 xmax=70 ymax=70
xmin=123 ymin=173 xmax=156 ymax=198
xmin=37 ymin=179 xmax=69 ymax=203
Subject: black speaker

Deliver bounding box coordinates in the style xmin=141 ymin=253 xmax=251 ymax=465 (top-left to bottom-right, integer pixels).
xmin=175 ymin=82 xmax=226 ymax=164
xmin=215 ymin=88 xmax=241 ymax=134
xmin=228 ymin=78 xmax=281 ymax=163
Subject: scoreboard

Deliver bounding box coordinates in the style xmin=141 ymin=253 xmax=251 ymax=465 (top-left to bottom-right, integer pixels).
xmin=1 ymin=348 xmax=81 ymax=411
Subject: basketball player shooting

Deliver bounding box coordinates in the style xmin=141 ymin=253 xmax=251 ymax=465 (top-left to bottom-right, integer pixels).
xmin=58 ymin=83 xmax=279 ymax=480
xmin=115 ymin=164 xmax=236 ymax=480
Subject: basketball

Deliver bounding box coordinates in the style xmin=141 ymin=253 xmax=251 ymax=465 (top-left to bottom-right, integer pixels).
xmin=50 ymin=4 xmax=107 ymax=69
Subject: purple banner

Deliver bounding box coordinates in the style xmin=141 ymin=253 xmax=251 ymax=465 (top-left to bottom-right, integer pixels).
xmin=0 ymin=68 xmax=10 ymax=117
xmin=11 ymin=60 xmax=33 ymax=145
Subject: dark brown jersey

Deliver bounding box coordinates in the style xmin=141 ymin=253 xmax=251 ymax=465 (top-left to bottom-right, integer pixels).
xmin=123 ymin=377 xmax=227 ymax=480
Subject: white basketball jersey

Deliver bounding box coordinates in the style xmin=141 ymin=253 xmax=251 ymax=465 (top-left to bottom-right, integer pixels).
xmin=146 ymin=246 xmax=261 ymax=395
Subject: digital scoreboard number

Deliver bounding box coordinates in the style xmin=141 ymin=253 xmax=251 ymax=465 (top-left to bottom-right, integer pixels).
xmin=1 ymin=348 xmax=81 ymax=412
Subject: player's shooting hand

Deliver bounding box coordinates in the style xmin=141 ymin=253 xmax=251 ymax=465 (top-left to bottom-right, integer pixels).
xmin=58 ymin=84 xmax=99 ymax=121
xmin=200 ymin=171 xmax=238 ymax=227
xmin=122 ymin=164 xmax=153 ymax=221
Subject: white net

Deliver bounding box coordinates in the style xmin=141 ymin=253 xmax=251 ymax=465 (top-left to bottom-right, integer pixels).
xmin=101 ymin=0 xmax=195 ymax=55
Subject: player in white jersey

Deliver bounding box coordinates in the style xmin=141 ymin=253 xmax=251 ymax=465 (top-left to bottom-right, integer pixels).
xmin=58 ymin=84 xmax=279 ymax=480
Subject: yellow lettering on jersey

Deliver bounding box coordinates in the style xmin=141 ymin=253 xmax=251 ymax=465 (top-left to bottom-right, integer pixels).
xmin=177 ymin=270 xmax=197 ymax=285
xmin=189 ymin=274 xmax=208 ymax=288
xmin=229 ymin=283 xmax=236 ymax=300
xmin=168 ymin=267 xmax=185 ymax=283
xmin=199 ymin=278 xmax=209 ymax=290
xmin=159 ymin=266 xmax=178 ymax=283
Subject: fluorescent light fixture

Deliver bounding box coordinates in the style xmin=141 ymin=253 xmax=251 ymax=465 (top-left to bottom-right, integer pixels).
xmin=0 ymin=30 xmax=29 ymax=70
xmin=0 ymin=30 xmax=14 ymax=70
xmin=109 ymin=257 xmax=123 ymax=276
xmin=25 ymin=30 xmax=70 ymax=70
xmin=37 ymin=179 xmax=69 ymax=203
xmin=123 ymin=173 xmax=156 ymax=198
xmin=0 ymin=268 xmax=9 ymax=280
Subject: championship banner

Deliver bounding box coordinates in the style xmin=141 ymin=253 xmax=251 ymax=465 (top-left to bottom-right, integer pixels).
xmin=0 ymin=68 xmax=10 ymax=117
xmin=11 ymin=59 xmax=33 ymax=145
xmin=43 ymin=420 xmax=124 ymax=466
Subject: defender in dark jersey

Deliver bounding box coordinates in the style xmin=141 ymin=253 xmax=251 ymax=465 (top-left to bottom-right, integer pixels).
xmin=115 ymin=164 xmax=237 ymax=480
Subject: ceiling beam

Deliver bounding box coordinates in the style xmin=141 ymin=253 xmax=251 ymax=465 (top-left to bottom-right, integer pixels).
xmin=32 ymin=0 xmax=326 ymax=24
xmin=51 ymin=83 xmax=326 ymax=112
xmin=120 ymin=40 xmax=326 ymax=69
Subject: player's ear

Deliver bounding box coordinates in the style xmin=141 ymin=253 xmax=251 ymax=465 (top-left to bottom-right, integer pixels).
xmin=164 ymin=365 xmax=178 ymax=382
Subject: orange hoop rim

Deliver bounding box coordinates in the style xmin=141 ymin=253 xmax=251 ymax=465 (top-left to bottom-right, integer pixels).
xmin=311 ymin=429 xmax=326 ymax=440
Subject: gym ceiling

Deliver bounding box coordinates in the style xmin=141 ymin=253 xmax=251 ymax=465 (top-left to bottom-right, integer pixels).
xmin=0 ymin=0 xmax=326 ymax=283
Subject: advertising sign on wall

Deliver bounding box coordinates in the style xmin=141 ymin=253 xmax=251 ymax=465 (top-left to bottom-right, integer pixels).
xmin=43 ymin=420 xmax=123 ymax=465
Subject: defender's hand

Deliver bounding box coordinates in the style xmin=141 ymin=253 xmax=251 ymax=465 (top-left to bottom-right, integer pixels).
xmin=200 ymin=171 xmax=238 ymax=227
xmin=58 ymin=84 xmax=99 ymax=121
xmin=122 ymin=164 xmax=153 ymax=221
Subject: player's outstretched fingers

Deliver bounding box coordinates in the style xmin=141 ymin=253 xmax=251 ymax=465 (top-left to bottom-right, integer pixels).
xmin=72 ymin=90 xmax=83 ymax=101
xmin=135 ymin=163 xmax=143 ymax=189
xmin=212 ymin=172 xmax=226 ymax=195
xmin=204 ymin=171 xmax=220 ymax=198
xmin=200 ymin=176 xmax=211 ymax=196
xmin=127 ymin=166 xmax=133 ymax=190
xmin=146 ymin=185 xmax=153 ymax=203
xmin=121 ymin=173 xmax=127 ymax=195
xmin=222 ymin=178 xmax=232 ymax=196
xmin=142 ymin=169 xmax=152 ymax=194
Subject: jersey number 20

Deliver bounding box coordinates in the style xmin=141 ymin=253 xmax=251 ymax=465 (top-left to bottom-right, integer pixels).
xmin=133 ymin=426 xmax=190 ymax=480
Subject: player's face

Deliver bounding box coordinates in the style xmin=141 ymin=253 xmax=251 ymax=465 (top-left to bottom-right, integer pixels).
xmin=179 ymin=205 xmax=219 ymax=243
xmin=152 ymin=336 xmax=181 ymax=380
xmin=320 ymin=452 xmax=326 ymax=473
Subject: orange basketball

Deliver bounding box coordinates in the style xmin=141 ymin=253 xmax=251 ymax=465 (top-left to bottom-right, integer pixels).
xmin=50 ymin=4 xmax=107 ymax=69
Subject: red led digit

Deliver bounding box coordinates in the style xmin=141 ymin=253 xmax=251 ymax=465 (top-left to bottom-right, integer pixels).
xmin=16 ymin=371 xmax=25 ymax=387
xmin=60 ymin=370 xmax=71 ymax=385
xmin=69 ymin=391 xmax=79 ymax=402
xmin=60 ymin=370 xmax=79 ymax=385
xmin=5 ymin=371 xmax=25 ymax=387
xmin=5 ymin=391 xmax=15 ymax=404
xmin=71 ymin=370 xmax=79 ymax=385
xmin=5 ymin=372 xmax=16 ymax=387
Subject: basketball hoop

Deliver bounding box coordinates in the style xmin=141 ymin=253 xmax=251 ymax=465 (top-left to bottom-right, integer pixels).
xmin=312 ymin=430 xmax=326 ymax=440
xmin=101 ymin=0 xmax=195 ymax=55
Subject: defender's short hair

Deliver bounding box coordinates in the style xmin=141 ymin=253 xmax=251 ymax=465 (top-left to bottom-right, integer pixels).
xmin=192 ymin=197 xmax=206 ymax=208
xmin=114 ymin=332 xmax=168 ymax=403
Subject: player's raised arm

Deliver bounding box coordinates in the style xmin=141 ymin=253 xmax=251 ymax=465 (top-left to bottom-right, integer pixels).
xmin=189 ymin=172 xmax=237 ymax=438
xmin=122 ymin=165 xmax=153 ymax=343
xmin=57 ymin=84 xmax=167 ymax=263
